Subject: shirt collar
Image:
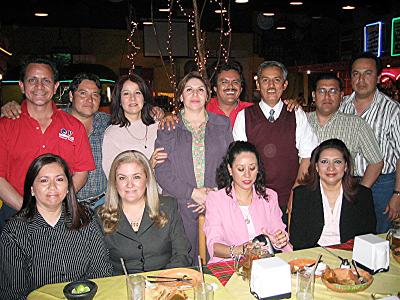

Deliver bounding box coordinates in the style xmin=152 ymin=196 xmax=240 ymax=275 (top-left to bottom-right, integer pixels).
xmin=259 ymin=99 xmax=283 ymax=117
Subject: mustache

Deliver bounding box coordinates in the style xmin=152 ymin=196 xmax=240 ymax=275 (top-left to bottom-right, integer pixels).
xmin=223 ymin=88 xmax=238 ymax=92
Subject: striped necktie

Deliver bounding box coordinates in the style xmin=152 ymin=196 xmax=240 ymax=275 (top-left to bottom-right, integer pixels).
xmin=268 ymin=109 xmax=275 ymax=123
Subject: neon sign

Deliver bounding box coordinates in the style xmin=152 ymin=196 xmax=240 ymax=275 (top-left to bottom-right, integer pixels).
xmin=364 ymin=21 xmax=382 ymax=57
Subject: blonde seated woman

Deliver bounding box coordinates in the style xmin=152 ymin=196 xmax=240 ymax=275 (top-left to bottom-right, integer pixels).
xmin=97 ymin=150 xmax=192 ymax=275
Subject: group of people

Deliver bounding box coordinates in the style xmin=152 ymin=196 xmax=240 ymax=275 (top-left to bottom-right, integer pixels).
xmin=0 ymin=52 xmax=399 ymax=299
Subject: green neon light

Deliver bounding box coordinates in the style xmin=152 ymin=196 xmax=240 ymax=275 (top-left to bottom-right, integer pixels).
xmin=391 ymin=17 xmax=400 ymax=56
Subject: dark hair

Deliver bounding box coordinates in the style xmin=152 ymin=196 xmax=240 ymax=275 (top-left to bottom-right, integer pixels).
xmin=19 ymin=56 xmax=59 ymax=82
xmin=69 ymin=73 xmax=101 ymax=93
xmin=216 ymin=141 xmax=268 ymax=200
xmin=350 ymin=52 xmax=382 ymax=76
xmin=110 ymin=74 xmax=155 ymax=127
xmin=211 ymin=61 xmax=247 ymax=99
xmin=257 ymin=61 xmax=288 ymax=80
xmin=313 ymin=73 xmax=343 ymax=91
xmin=18 ymin=153 xmax=91 ymax=229
xmin=176 ymin=71 xmax=211 ymax=106
xmin=301 ymin=139 xmax=358 ymax=202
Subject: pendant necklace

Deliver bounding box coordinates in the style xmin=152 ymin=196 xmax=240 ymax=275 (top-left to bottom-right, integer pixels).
xmin=240 ymin=206 xmax=251 ymax=224
xmin=125 ymin=125 xmax=148 ymax=149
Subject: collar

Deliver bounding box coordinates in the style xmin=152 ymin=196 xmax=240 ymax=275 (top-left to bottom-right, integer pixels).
xmin=259 ymin=99 xmax=283 ymax=118
xmin=27 ymin=206 xmax=67 ymax=230
xmin=21 ymin=99 xmax=58 ymax=117
xmin=117 ymin=205 xmax=154 ymax=241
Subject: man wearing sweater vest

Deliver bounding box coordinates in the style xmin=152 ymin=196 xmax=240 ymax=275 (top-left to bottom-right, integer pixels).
xmin=233 ymin=61 xmax=318 ymax=224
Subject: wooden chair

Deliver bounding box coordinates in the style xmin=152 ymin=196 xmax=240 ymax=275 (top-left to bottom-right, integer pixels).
xmin=198 ymin=214 xmax=207 ymax=265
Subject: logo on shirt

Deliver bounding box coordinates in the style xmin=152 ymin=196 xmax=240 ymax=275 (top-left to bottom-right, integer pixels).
xmin=59 ymin=128 xmax=74 ymax=142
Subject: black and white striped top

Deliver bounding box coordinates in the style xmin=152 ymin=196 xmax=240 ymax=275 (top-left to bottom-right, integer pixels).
xmin=341 ymin=89 xmax=400 ymax=175
xmin=0 ymin=210 xmax=113 ymax=300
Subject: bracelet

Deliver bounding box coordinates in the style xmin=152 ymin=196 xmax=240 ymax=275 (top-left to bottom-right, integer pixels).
xmin=229 ymin=245 xmax=235 ymax=259
xmin=394 ymin=191 xmax=400 ymax=196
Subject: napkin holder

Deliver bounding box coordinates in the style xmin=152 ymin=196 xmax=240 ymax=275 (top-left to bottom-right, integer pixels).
xmin=352 ymin=234 xmax=389 ymax=274
xmin=250 ymin=257 xmax=291 ymax=300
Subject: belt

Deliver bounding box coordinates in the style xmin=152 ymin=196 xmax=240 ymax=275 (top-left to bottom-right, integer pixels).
xmin=79 ymin=192 xmax=106 ymax=206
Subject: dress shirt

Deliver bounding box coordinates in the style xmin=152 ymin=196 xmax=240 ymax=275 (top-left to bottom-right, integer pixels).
xmin=0 ymin=209 xmax=112 ymax=300
xmin=233 ymin=100 xmax=318 ymax=158
xmin=340 ymin=89 xmax=400 ymax=175
xmin=307 ymin=111 xmax=383 ymax=176
xmin=317 ymin=182 xmax=343 ymax=246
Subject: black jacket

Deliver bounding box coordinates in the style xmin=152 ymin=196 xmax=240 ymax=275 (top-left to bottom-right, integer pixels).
xmin=97 ymin=196 xmax=192 ymax=275
xmin=289 ymin=184 xmax=376 ymax=250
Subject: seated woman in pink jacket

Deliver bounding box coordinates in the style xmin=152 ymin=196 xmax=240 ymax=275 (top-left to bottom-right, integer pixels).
xmin=204 ymin=141 xmax=292 ymax=264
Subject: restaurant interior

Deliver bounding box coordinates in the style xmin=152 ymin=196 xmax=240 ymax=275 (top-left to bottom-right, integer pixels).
xmin=0 ymin=1 xmax=400 ymax=299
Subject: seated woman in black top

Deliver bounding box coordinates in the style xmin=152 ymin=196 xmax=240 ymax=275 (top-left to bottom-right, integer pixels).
xmin=0 ymin=154 xmax=112 ymax=300
xmin=97 ymin=150 xmax=192 ymax=275
xmin=290 ymin=139 xmax=376 ymax=250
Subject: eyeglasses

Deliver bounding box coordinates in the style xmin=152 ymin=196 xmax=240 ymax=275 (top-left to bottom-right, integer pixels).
xmin=218 ymin=79 xmax=242 ymax=87
xmin=316 ymin=88 xmax=340 ymax=96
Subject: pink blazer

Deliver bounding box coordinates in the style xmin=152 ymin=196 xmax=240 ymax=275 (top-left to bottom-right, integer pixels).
xmin=204 ymin=186 xmax=292 ymax=264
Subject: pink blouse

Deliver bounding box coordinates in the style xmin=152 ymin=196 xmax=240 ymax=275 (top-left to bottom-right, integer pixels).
xmin=204 ymin=186 xmax=292 ymax=264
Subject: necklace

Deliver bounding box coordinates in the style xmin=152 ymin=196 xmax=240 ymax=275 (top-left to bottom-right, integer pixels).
xmin=239 ymin=206 xmax=251 ymax=224
xmin=125 ymin=125 xmax=148 ymax=149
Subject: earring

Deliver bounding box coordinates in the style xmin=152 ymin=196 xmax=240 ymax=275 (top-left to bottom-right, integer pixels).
xmin=180 ymin=96 xmax=183 ymax=102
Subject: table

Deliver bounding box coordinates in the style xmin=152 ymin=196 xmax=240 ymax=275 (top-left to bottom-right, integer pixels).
xmin=225 ymin=246 xmax=400 ymax=299
xmin=28 ymin=270 xmax=237 ymax=300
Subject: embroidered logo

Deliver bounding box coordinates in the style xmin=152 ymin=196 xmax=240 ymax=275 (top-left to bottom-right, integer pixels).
xmin=58 ymin=128 xmax=74 ymax=142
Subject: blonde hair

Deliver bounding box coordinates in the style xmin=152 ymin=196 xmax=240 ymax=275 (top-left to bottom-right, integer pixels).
xmin=98 ymin=150 xmax=167 ymax=234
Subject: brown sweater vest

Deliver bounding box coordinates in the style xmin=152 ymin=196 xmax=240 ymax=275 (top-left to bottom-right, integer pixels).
xmin=245 ymin=103 xmax=299 ymax=206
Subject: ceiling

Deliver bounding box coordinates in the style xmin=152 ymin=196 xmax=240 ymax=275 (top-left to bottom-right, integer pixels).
xmin=0 ymin=0 xmax=398 ymax=33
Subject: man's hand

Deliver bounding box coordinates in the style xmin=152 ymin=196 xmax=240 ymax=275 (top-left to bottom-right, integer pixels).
xmin=1 ymin=101 xmax=21 ymax=119
xmin=159 ymin=114 xmax=180 ymax=131
xmin=283 ymin=99 xmax=300 ymax=112
xmin=150 ymin=106 xmax=165 ymax=122
xmin=150 ymin=147 xmax=168 ymax=168
xmin=384 ymin=194 xmax=400 ymax=221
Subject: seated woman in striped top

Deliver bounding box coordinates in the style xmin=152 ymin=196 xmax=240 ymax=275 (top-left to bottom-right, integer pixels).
xmin=0 ymin=154 xmax=112 ymax=300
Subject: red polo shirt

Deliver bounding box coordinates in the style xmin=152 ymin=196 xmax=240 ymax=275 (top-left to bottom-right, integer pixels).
xmin=0 ymin=100 xmax=95 ymax=196
xmin=206 ymin=97 xmax=253 ymax=126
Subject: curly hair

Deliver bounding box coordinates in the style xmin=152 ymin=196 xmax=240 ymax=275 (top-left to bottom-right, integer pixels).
xmin=216 ymin=141 xmax=268 ymax=201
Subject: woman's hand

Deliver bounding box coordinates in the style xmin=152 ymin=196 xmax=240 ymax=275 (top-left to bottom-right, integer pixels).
xmin=191 ymin=187 xmax=209 ymax=206
xmin=187 ymin=203 xmax=205 ymax=214
xmin=262 ymin=228 xmax=289 ymax=249
xmin=150 ymin=147 xmax=168 ymax=168
xmin=150 ymin=106 xmax=165 ymax=121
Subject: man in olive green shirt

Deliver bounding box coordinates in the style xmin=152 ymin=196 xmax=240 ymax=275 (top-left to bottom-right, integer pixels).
xmin=307 ymin=73 xmax=383 ymax=188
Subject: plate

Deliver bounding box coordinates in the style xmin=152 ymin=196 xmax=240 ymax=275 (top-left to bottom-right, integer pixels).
xmin=288 ymin=258 xmax=316 ymax=274
xmin=321 ymin=268 xmax=373 ymax=293
xmin=158 ymin=268 xmax=202 ymax=289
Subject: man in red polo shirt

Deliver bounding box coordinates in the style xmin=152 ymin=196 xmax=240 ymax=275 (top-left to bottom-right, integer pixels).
xmin=206 ymin=61 xmax=253 ymax=126
xmin=0 ymin=56 xmax=94 ymax=229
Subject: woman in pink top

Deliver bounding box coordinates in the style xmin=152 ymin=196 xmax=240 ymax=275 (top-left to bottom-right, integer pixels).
xmin=204 ymin=141 xmax=292 ymax=264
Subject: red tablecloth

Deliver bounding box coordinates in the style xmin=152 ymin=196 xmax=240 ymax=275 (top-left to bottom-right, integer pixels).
xmin=207 ymin=260 xmax=235 ymax=286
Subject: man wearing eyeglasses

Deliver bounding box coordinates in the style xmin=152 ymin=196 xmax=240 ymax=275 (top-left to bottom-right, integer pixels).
xmin=340 ymin=52 xmax=400 ymax=233
xmin=307 ymin=73 xmax=383 ymax=189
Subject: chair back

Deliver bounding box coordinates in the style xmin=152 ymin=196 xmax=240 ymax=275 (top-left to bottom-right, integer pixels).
xmin=198 ymin=214 xmax=207 ymax=265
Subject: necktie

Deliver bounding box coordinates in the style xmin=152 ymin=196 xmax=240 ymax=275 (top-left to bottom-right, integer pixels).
xmin=268 ymin=109 xmax=275 ymax=123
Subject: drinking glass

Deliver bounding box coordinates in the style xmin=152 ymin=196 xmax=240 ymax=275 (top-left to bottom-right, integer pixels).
xmin=126 ymin=274 xmax=145 ymax=300
xmin=386 ymin=220 xmax=400 ymax=250
xmin=296 ymin=269 xmax=314 ymax=300
xmin=194 ymin=282 xmax=214 ymax=300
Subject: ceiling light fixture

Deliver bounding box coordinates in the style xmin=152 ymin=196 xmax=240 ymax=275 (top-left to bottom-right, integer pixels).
xmin=142 ymin=21 xmax=153 ymax=25
xmin=342 ymin=5 xmax=355 ymax=10
xmin=158 ymin=8 xmax=170 ymax=12
xmin=235 ymin=0 xmax=249 ymax=3
xmin=289 ymin=2 xmax=303 ymax=5
xmin=0 ymin=46 xmax=12 ymax=56
xmin=263 ymin=12 xmax=275 ymax=16
xmin=34 ymin=12 xmax=48 ymax=17
xmin=215 ymin=9 xmax=227 ymax=14
xmin=276 ymin=26 xmax=286 ymax=30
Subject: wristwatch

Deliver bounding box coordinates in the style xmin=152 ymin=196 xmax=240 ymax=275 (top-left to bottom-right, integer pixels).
xmin=393 ymin=190 xmax=400 ymax=196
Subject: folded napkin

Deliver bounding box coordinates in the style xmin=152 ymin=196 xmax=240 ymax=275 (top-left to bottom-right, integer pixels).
xmin=328 ymin=239 xmax=354 ymax=251
xmin=207 ymin=260 xmax=235 ymax=286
